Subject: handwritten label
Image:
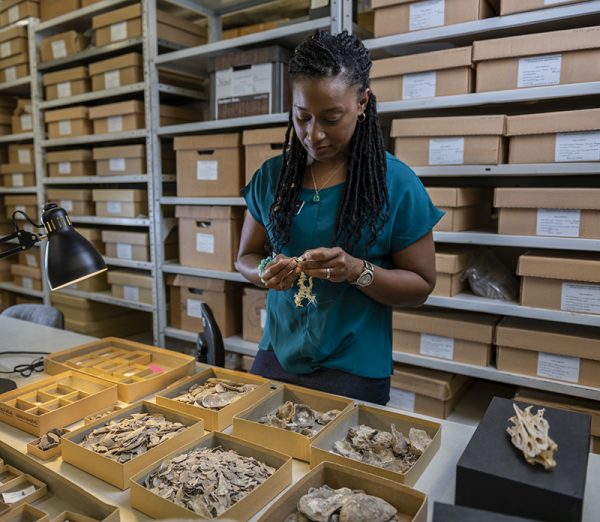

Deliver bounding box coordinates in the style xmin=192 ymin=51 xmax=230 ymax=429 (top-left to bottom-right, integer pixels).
xmin=537 ymin=352 xmax=580 ymax=382
xmin=536 ymin=208 xmax=580 ymax=237
xmin=196 ymin=233 xmax=215 ymax=253
xmin=518 ymin=54 xmax=562 ymax=88
xmin=111 ymin=22 xmax=128 ymax=42
xmin=58 ymin=120 xmax=72 ymax=136
xmin=51 ymin=40 xmax=67 ymax=59
xmin=561 ymin=282 xmax=600 ymax=314
xmin=197 ymin=160 xmax=218 ymax=181
xmin=555 ymin=131 xmax=600 ymax=162
xmin=123 ymin=285 xmax=139 ymax=301
xmin=107 ymin=116 xmax=123 ymax=133
xmin=116 ymin=243 xmax=132 ymax=259
xmin=389 ymin=389 xmax=416 ymax=412
xmin=58 ymin=161 xmax=71 ymax=175
xmin=429 ymin=137 xmax=464 ymax=165
xmin=409 ymin=0 xmax=445 ymax=31
xmin=187 ymin=298 xmax=204 ymax=318
xmin=403 ymin=71 xmax=437 ymax=99
xmin=2 ymin=485 xmax=36 ymax=504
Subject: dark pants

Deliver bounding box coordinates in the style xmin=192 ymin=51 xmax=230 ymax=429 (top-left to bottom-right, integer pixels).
xmin=250 ymin=350 xmax=390 ymax=405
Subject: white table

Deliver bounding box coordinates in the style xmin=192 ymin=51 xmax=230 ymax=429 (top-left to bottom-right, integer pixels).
xmin=0 ymin=316 xmax=598 ymax=521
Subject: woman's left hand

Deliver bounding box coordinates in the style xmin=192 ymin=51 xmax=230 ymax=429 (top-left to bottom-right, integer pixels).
xmin=298 ymin=247 xmax=363 ymax=283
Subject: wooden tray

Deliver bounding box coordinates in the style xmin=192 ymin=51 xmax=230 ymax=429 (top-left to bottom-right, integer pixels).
xmin=27 ymin=430 xmax=70 ymax=461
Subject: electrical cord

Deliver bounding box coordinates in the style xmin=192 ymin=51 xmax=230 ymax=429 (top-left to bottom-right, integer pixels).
xmin=0 ymin=351 xmax=49 ymax=378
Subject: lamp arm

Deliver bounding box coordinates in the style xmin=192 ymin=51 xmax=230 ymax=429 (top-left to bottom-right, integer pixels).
xmin=0 ymin=229 xmax=42 ymax=260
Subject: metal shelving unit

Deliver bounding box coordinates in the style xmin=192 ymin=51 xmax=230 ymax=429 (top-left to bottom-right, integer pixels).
xmin=0 ymin=77 xmax=32 ymax=96
xmin=0 ymin=282 xmax=45 ymax=299
xmin=0 ymin=187 xmax=38 ymax=194
xmin=42 ymin=175 xmax=160 ymax=185
xmin=69 ymin=216 xmax=151 ymax=226
xmin=103 ymin=257 xmax=153 ymax=270
xmin=58 ymin=288 xmax=154 ymax=312
xmin=414 ymin=163 xmax=600 ymax=177
xmin=0 ymin=132 xmax=34 ymax=143
xmin=39 ymin=83 xmax=147 ymax=110
xmin=162 ymin=262 xmax=247 ymax=283
xmin=41 ymin=129 xmax=147 ymax=147
xmin=160 ymin=196 xmax=245 ymax=206
xmin=159 ymin=112 xmax=289 ymax=136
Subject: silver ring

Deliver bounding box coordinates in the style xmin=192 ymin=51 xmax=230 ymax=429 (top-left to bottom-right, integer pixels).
xmin=260 ymin=277 xmax=266 ymax=285
xmin=326 ymin=267 xmax=331 ymax=280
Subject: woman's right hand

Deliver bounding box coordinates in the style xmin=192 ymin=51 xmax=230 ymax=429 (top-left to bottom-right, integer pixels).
xmin=260 ymin=254 xmax=300 ymax=291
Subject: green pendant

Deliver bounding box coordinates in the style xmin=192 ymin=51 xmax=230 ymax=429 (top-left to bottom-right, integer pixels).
xmin=312 ymin=194 xmax=320 ymax=203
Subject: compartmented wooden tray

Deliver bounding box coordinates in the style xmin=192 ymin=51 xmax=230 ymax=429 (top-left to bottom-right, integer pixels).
xmin=2 ymin=503 xmax=50 ymax=521
xmin=44 ymin=337 xmax=195 ymax=403
xmin=0 ymin=372 xmax=118 ymax=436
xmin=0 ymin=474 xmax=47 ymax=510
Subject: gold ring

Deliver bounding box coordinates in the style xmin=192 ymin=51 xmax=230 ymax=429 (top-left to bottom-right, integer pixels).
xmin=326 ymin=267 xmax=331 ymax=280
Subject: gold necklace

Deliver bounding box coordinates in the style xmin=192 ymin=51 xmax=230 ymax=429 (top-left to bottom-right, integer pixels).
xmin=309 ymin=161 xmax=346 ymax=203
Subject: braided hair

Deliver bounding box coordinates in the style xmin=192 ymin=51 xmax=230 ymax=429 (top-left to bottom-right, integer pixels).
xmin=268 ymin=29 xmax=389 ymax=255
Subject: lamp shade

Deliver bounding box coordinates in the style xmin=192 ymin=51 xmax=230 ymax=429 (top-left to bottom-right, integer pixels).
xmin=42 ymin=203 xmax=107 ymax=290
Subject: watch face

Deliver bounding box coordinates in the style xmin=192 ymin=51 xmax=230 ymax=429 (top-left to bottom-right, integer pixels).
xmin=358 ymin=272 xmax=373 ymax=286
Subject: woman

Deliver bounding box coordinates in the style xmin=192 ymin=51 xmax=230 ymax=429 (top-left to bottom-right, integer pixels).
xmin=236 ymin=30 xmax=443 ymax=405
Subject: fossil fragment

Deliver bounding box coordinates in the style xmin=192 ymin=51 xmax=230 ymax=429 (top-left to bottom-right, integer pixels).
xmin=259 ymin=401 xmax=340 ymax=437
xmin=86 ymin=406 xmax=122 ymax=423
xmin=507 ymin=403 xmax=557 ymax=470
xmin=172 ymin=378 xmax=259 ymax=410
xmin=35 ymin=428 xmax=67 ymax=450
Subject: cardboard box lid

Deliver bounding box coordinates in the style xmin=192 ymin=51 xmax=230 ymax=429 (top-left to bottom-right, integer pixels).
xmin=47 ymin=188 xmax=92 ymax=200
xmin=175 ymin=205 xmax=244 ymax=220
xmin=5 ymin=194 xmax=37 ymax=205
xmin=494 ymin=188 xmax=600 ymax=210
xmin=92 ymin=3 xmax=141 ymax=29
xmin=506 ymin=108 xmax=600 ymax=136
xmin=242 ymin=127 xmax=287 ymax=146
xmin=89 ymin=52 xmax=143 ymax=76
xmin=160 ymin=104 xmax=202 ymax=121
xmin=44 ymin=106 xmax=89 ymax=123
xmin=427 ymin=187 xmax=491 ymax=208
xmin=371 ymin=47 xmax=473 ymax=78
xmin=88 ymin=100 xmax=144 ymax=120
xmin=157 ymin=8 xmax=206 ymax=37
xmin=171 ymin=274 xmax=239 ymax=292
xmin=10 ymin=264 xmax=42 ymax=279
xmin=74 ymin=227 xmax=102 ymax=241
xmin=41 ymin=30 xmax=81 ymax=45
xmin=473 ymin=25 xmax=600 ymax=62
xmin=174 ymin=133 xmax=242 ymax=151
xmin=42 ymin=66 xmax=88 ymax=87
xmin=0 ymin=52 xmax=28 ymax=68
xmin=0 ymin=163 xmax=34 ymax=174
xmin=391 ymin=363 xmax=471 ymax=401
xmin=92 ymin=144 xmax=145 ymax=160
xmin=1 ymin=0 xmax=37 ymax=10
xmin=496 ymin=317 xmax=600 ymax=361
xmin=371 ymin=0 xmax=417 ymax=7
xmin=393 ymin=307 xmax=500 ymax=343
xmin=517 ymin=250 xmax=600 ymax=284
xmin=107 ymin=269 xmax=152 ymax=288
xmin=435 ymin=245 xmax=473 ymax=274
xmin=391 ymin=115 xmax=506 ymax=137
xmin=51 ymin=292 xmax=97 ymax=309
xmin=101 ymin=230 xmax=149 ymax=245
xmin=92 ymin=189 xmax=147 ymax=202
xmin=0 ymin=26 xmax=27 ymax=43
xmin=46 ymin=149 xmax=93 ymax=163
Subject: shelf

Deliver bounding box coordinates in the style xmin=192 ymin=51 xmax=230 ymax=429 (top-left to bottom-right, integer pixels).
xmin=0 ymin=282 xmax=44 ymax=298
xmin=103 ymin=257 xmax=153 ymax=270
xmin=0 ymin=132 xmax=33 ymax=144
xmin=426 ymin=293 xmax=600 ymax=327
xmin=71 ymin=216 xmax=151 ymax=226
xmin=42 ymin=129 xmax=147 ymax=147
xmin=157 ymin=83 xmax=207 ymax=100
xmin=433 ymin=231 xmax=600 ymax=252
xmin=159 ymin=112 xmax=288 ymax=136
xmin=0 ymin=76 xmax=31 ymax=96
xmin=39 ymin=83 xmax=146 ymax=110
xmin=43 ymin=175 xmax=162 ymax=185
xmin=413 ymin=163 xmax=600 ymax=177
xmin=58 ymin=288 xmax=154 ymax=312
xmin=35 ymin=0 xmax=135 ymax=32
xmin=162 ymin=262 xmax=247 ymax=282
xmin=164 ymin=328 xmax=260 ymax=357
xmin=0 ymin=187 xmax=38 ymax=194
xmin=160 ymin=196 xmax=246 ymax=206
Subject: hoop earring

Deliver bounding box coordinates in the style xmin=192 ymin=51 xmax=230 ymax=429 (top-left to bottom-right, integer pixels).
xmin=358 ymin=112 xmax=366 ymax=122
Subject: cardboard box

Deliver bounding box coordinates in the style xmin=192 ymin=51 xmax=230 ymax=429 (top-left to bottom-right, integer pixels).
xmin=8 ymin=143 xmax=33 ymax=164
xmin=311 ymin=403 xmax=441 ymax=486
xmin=51 ymin=292 xmax=123 ymax=322
xmin=506 ymin=108 xmax=600 ymax=164
xmin=40 ymin=0 xmax=80 ymax=21
xmin=242 ymin=286 xmax=267 ymax=343
xmin=107 ymin=269 xmax=152 ymax=304
xmin=0 ymin=290 xmax=16 ymax=312
xmin=168 ymin=274 xmax=242 ymax=336
xmin=50 ymin=512 xmax=101 ymax=522
xmin=433 ymin=245 xmax=473 ymax=296
xmin=391 ymin=115 xmax=506 ymax=166
xmin=62 ymin=401 xmax=204 ymax=490
xmin=0 ymin=0 xmax=39 ymax=26
xmin=18 ymin=248 xmax=40 ymax=267
xmin=159 ymin=104 xmax=202 ymax=127
xmin=46 ymin=149 xmax=94 ymax=177
xmin=393 ymin=308 xmax=499 ymax=366
xmin=176 ymin=205 xmax=244 ymax=271
xmin=11 ymin=100 xmax=33 ymax=133
xmin=40 ymin=31 xmax=88 ymax=63
xmin=373 ymin=0 xmax=497 ymax=38
xmin=44 ymin=106 xmax=91 ymax=139
xmin=4 ymin=194 xmax=37 ymax=220
xmin=372 ymin=46 xmax=473 ymax=102
xmin=88 ymin=100 xmax=145 ymax=135
xmin=391 ymin=363 xmax=471 ymax=419
xmin=174 ymin=133 xmax=243 ymax=197
xmin=46 ymin=188 xmax=93 ymax=216
xmin=92 ymin=188 xmax=148 ymax=218
xmin=456 ymin=396 xmax=590 ymax=522
xmin=473 ymin=25 xmax=600 ymax=92
xmin=10 ymin=264 xmax=42 ymax=291
xmin=500 ymin=0 xmax=587 ymax=15
xmin=43 ymin=66 xmax=89 ymax=101
xmin=0 ymin=473 xmax=47 ymax=509
xmin=242 ymin=127 xmax=286 ymax=184
xmin=0 ymin=163 xmax=35 ymax=188
xmin=0 ymin=52 xmax=29 ymax=84
xmin=258 ymin=461 xmax=428 ymax=522
xmin=89 ymin=52 xmax=142 ymax=91
xmin=517 ymin=250 xmax=600 ymax=315
xmin=496 ymin=317 xmax=600 ymax=387
xmin=130 ymin=432 xmax=292 ymax=520
xmin=27 ymin=429 xmax=69 ymax=460
xmin=93 ymin=144 xmax=146 ymax=176
xmin=495 ymin=188 xmax=600 ymax=238
xmin=0 ymin=27 xmax=28 ymax=60
xmin=428 ymin=187 xmax=492 ymax=231
xmin=64 ymin=311 xmax=151 ymax=338
xmin=101 ymin=230 xmax=150 ymax=261
xmin=73 ymin=227 xmax=103 ymax=253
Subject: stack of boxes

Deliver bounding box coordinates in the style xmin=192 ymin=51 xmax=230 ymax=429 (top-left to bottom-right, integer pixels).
xmin=0 ymin=26 xmax=28 ymax=82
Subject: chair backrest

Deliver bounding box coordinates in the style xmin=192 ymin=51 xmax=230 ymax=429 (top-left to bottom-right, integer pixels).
xmin=1 ymin=304 xmax=64 ymax=329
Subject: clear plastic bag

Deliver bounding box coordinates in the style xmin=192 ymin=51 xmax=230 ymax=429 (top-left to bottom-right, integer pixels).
xmin=461 ymin=248 xmax=519 ymax=301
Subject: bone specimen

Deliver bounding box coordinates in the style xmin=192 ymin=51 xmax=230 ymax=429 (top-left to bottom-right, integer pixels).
xmin=35 ymin=428 xmax=67 ymax=450
xmin=259 ymin=401 xmax=341 ymax=438
xmin=172 ymin=378 xmax=259 ymax=410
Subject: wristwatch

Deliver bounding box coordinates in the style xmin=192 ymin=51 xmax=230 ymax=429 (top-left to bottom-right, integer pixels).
xmin=351 ymin=260 xmax=374 ymax=287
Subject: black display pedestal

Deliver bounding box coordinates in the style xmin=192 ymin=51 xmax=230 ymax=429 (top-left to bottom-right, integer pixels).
xmin=434 ymin=502 xmax=541 ymax=521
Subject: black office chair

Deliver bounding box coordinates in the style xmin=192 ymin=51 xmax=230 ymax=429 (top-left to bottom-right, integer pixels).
xmin=195 ymin=302 xmax=225 ymax=367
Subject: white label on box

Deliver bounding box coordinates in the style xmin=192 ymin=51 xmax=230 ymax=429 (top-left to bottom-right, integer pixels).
xmin=196 ymin=233 xmax=215 ymax=253
xmin=116 ymin=243 xmax=132 ymax=259
xmin=537 ymin=352 xmax=580 ymax=382
xmin=536 ymin=208 xmax=580 ymax=237
xmin=429 ymin=137 xmax=464 ymax=165
xmin=196 ymin=160 xmax=218 ymax=181
xmin=260 ymin=308 xmax=266 ymax=329
xmin=58 ymin=161 xmax=71 ymax=174
xmin=26 ymin=254 xmax=35 ymax=266
xmin=0 ymin=42 xmax=11 ymax=58
xmin=51 ymin=40 xmax=67 ymax=59
xmin=187 ymin=298 xmax=204 ymax=318
xmin=8 ymin=5 xmax=19 ymax=23
xmin=107 ymin=116 xmax=123 ymax=133
xmin=106 ymin=200 xmax=122 ymax=214
xmin=544 ymin=0 xmax=568 ymax=4
xmin=4 ymin=66 xmax=16 ymax=82
xmin=20 ymin=114 xmax=32 ymax=131
xmin=555 ymin=131 xmax=600 ymax=162
xmin=109 ymin=158 xmax=126 ymax=172
xmin=60 ymin=199 xmax=73 ymax=212
xmin=402 ymin=71 xmax=437 ymax=99
xmin=18 ymin=149 xmax=31 ymax=164
xmin=409 ymin=0 xmax=445 ymax=31
xmin=420 ymin=333 xmax=454 ymax=359
xmin=57 ymin=81 xmax=71 ymax=98
xmin=104 ymin=70 xmax=121 ymax=89
xmin=389 ymin=388 xmax=416 ymax=413
xmin=22 ymin=277 xmax=32 ymax=290
xmin=58 ymin=120 xmax=72 ymax=136
xmin=517 ymin=54 xmax=562 ymax=88
xmin=123 ymin=285 xmax=139 ymax=301
xmin=561 ymin=282 xmax=600 ymax=314
xmin=2 ymin=485 xmax=35 ymax=504
xmin=111 ymin=21 xmax=128 ymax=42
xmin=11 ymin=173 xmax=23 ymax=187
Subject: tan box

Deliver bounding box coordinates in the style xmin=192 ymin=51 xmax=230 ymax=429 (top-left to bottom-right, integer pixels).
xmin=428 ymin=187 xmax=492 ymax=232
xmin=0 ymin=163 xmax=35 ymax=188
xmin=506 ymin=108 xmax=600 ymax=164
xmin=64 ymin=311 xmax=151 ymax=338
xmin=168 ymin=274 xmax=242 ymax=336
xmin=51 ymin=292 xmax=122 ymax=322
xmin=107 ymin=269 xmax=152 ymax=304
xmin=0 ymin=0 xmax=39 ymax=26
xmin=44 ymin=106 xmax=91 ymax=139
xmin=433 ymin=245 xmax=473 ymax=296
xmin=102 ymin=230 xmax=150 ymax=261
xmin=1 ymin=503 xmax=49 ymax=521
xmin=47 ymin=149 xmax=94 ymax=177
xmin=176 ymin=205 xmax=244 ymax=271
xmin=47 ymin=188 xmax=93 ymax=217
xmin=233 ymin=384 xmax=354 ymax=461
xmin=391 ymin=115 xmax=506 ymax=166
xmin=4 ymin=194 xmax=37 ymax=219
xmin=372 ymin=47 xmax=473 ymax=102
xmin=8 ymin=143 xmax=33 ymax=164
xmin=40 ymin=0 xmax=80 ymax=21
xmin=73 ymin=227 xmax=103 ymax=254
xmin=495 ymin=188 xmax=600 ymax=239
xmin=0 ymin=53 xmax=29 ymax=84
xmin=0 ymin=474 xmax=47 ymax=509
xmin=93 ymin=144 xmax=146 ymax=176
xmin=10 ymin=100 xmax=33 ymax=133
xmin=43 ymin=66 xmax=89 ymax=101
xmin=243 ymin=286 xmax=267 ymax=343
xmin=517 ymin=250 xmax=600 ymax=315
xmin=18 ymin=248 xmax=40 ymax=267
xmin=242 ymin=127 xmax=286 ymax=184
xmin=373 ymin=0 xmax=497 ymax=38
xmin=391 ymin=363 xmax=471 ymax=419
xmin=0 ymin=27 xmax=28 ymax=60
xmin=89 ymin=52 xmax=143 ymax=91
xmin=27 ymin=428 xmax=69 ymax=460
xmin=49 ymin=512 xmax=100 ymax=522
xmin=11 ymin=263 xmax=42 ymax=291
xmin=92 ymin=188 xmax=148 ymax=218
xmin=88 ymin=100 xmax=145 ymax=135
xmin=159 ymin=103 xmax=202 ymax=127
xmin=311 ymin=403 xmax=441 ymax=486
xmin=67 ymin=270 xmax=109 ymax=292
xmin=174 ymin=133 xmax=243 ymax=197
xmin=496 ymin=317 xmax=600 ymax=388
xmin=40 ymin=31 xmax=88 ymax=63
xmin=473 ymin=26 xmax=600 ymax=92
xmin=500 ymin=0 xmax=587 ymax=15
